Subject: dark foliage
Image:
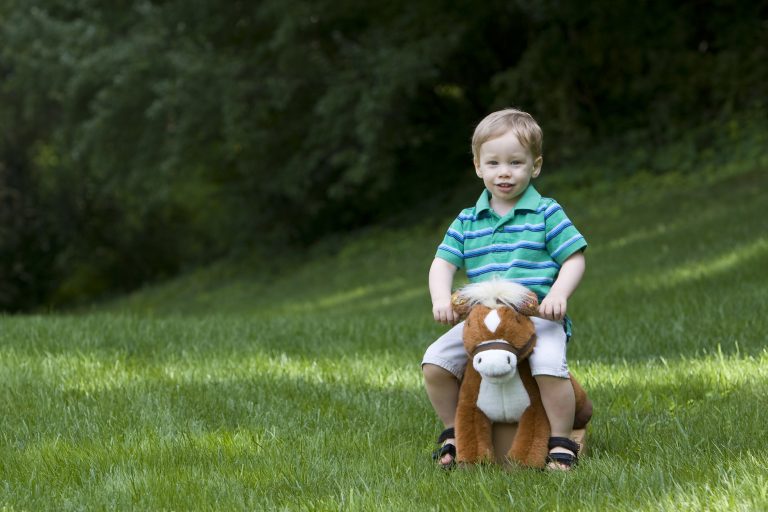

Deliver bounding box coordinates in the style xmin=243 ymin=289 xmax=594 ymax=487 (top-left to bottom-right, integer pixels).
xmin=0 ymin=0 xmax=766 ymax=309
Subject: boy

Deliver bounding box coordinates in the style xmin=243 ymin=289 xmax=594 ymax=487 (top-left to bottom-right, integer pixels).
xmin=422 ymin=108 xmax=587 ymax=471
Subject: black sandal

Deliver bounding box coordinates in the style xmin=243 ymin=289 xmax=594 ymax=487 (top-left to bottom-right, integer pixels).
xmin=545 ymin=436 xmax=579 ymax=470
xmin=431 ymin=427 xmax=456 ymax=469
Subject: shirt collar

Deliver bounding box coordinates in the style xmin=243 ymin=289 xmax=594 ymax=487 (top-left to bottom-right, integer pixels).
xmin=475 ymin=185 xmax=542 ymax=216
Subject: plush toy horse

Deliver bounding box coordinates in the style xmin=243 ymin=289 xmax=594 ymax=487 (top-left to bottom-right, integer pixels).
xmin=450 ymin=280 xmax=592 ymax=469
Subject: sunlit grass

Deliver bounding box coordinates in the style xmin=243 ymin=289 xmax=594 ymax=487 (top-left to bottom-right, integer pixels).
xmin=1 ymin=314 xmax=767 ymax=510
xmin=2 ymin=164 xmax=768 ymax=509
xmin=634 ymin=237 xmax=768 ymax=290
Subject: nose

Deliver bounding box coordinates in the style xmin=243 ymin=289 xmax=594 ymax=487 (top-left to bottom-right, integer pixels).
xmin=473 ymin=350 xmax=518 ymax=378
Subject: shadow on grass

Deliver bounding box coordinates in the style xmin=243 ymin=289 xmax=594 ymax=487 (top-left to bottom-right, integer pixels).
xmin=0 ymin=312 xmax=440 ymax=364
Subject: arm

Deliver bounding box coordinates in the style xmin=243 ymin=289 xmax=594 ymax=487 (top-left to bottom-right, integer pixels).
xmin=429 ymin=257 xmax=459 ymax=324
xmin=539 ymin=250 xmax=585 ymax=321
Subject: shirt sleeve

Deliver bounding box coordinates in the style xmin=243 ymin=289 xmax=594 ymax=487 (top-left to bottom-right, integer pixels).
xmin=544 ymin=202 xmax=587 ymax=265
xmin=435 ymin=217 xmax=465 ymax=269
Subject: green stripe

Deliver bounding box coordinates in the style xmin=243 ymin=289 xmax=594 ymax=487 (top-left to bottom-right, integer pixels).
xmin=435 ymin=185 xmax=587 ymax=334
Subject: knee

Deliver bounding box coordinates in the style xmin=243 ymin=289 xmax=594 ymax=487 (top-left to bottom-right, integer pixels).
xmin=422 ymin=363 xmax=457 ymax=385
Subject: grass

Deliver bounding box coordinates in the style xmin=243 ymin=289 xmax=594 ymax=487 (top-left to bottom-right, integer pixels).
xmin=2 ymin=153 xmax=768 ymax=509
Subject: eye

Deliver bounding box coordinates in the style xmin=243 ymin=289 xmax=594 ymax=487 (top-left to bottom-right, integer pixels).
xmin=487 ymin=160 xmax=498 ymax=165
xmin=510 ymin=160 xmax=523 ymax=165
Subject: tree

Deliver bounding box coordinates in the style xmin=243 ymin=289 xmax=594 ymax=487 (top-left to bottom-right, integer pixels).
xmin=0 ymin=0 xmax=765 ymax=309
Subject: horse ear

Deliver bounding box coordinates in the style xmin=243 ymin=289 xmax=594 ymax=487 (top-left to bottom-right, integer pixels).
xmin=514 ymin=291 xmax=540 ymax=317
xmin=451 ymin=291 xmax=473 ymax=320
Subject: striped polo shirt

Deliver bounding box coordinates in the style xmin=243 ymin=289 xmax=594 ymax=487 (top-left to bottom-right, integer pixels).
xmin=436 ymin=185 xmax=587 ymax=302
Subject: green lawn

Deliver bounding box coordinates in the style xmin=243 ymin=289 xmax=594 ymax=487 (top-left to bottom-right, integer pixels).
xmin=2 ymin=163 xmax=767 ymax=510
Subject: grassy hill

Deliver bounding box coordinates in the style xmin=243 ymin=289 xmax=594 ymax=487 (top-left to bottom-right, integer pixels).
xmin=2 ymin=142 xmax=767 ymax=509
xmin=108 ymin=154 xmax=768 ymax=364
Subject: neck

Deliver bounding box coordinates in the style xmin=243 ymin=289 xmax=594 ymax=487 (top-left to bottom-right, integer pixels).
xmin=490 ymin=198 xmax=516 ymax=217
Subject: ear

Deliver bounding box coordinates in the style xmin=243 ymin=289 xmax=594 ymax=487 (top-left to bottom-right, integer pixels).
xmin=474 ymin=158 xmax=482 ymax=178
xmin=514 ymin=291 xmax=540 ymax=317
xmin=451 ymin=291 xmax=473 ymax=320
xmin=531 ymin=156 xmax=543 ymax=178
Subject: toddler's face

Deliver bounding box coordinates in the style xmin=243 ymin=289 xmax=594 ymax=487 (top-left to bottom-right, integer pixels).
xmin=474 ymin=131 xmax=542 ymax=211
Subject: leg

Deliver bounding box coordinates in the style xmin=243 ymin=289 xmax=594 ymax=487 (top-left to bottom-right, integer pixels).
xmin=535 ymin=374 xmax=577 ymax=470
xmin=422 ymin=321 xmax=466 ymax=467
xmin=454 ymin=368 xmax=494 ymax=464
xmin=423 ymin=364 xmax=460 ymax=427
xmin=423 ymin=363 xmax=459 ymax=466
xmin=456 ymin=405 xmax=493 ymax=464
xmin=508 ymin=393 xmax=551 ymax=468
xmin=529 ymin=317 xmax=577 ymax=470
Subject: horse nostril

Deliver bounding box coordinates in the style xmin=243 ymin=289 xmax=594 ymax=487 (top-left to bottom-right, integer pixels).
xmin=507 ymin=355 xmax=511 ymax=365
xmin=478 ymin=357 xmax=482 ymax=364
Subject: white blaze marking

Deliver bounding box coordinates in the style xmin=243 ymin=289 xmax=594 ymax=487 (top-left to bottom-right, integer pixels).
xmin=484 ymin=309 xmax=501 ymax=332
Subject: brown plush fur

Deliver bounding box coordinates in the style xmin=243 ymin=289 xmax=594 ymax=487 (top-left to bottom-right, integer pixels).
xmin=455 ymin=303 xmax=592 ymax=468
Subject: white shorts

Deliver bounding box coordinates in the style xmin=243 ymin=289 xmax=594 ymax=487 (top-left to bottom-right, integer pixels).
xmin=421 ymin=316 xmax=569 ymax=380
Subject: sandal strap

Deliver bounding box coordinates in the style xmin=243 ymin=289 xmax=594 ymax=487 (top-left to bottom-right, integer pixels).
xmin=548 ymin=436 xmax=579 ymax=456
xmin=432 ymin=443 xmax=456 ymax=461
xmin=436 ymin=427 xmax=455 ymax=444
xmin=545 ymin=451 xmax=576 ymax=467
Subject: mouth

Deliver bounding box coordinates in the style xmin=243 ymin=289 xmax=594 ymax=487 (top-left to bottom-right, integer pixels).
xmin=496 ymin=183 xmax=514 ymax=191
xmin=481 ymin=371 xmax=517 ymax=382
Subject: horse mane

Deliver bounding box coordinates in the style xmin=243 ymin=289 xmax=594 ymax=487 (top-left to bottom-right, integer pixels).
xmin=456 ymin=279 xmax=535 ymax=310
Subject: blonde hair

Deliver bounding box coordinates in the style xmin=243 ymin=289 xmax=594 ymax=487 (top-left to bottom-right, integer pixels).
xmin=471 ymin=108 xmax=543 ymax=162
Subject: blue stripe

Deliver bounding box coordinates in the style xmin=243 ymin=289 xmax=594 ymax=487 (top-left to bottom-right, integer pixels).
xmin=467 ymin=266 xmax=556 ymax=283
xmin=511 ymin=277 xmax=555 ymax=286
xmin=465 ymin=259 xmax=560 ymax=278
xmin=446 ymin=228 xmax=464 ymax=243
xmin=457 ymin=213 xmax=478 ymax=221
xmin=437 ymin=244 xmax=464 ymax=259
xmin=464 ymin=227 xmax=494 ymax=239
xmin=545 ymin=220 xmax=573 ymax=242
xmin=464 ymin=241 xmax=546 ymax=259
xmin=463 ymin=223 xmax=545 ymax=241
xmin=543 ymin=203 xmax=562 ymax=218
xmin=504 ymin=223 xmax=545 ymax=233
xmin=467 ymin=265 xmax=514 ymax=278
xmin=551 ymin=235 xmax=584 ymax=258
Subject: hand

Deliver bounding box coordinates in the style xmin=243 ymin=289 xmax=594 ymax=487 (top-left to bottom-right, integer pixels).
xmin=432 ymin=298 xmax=458 ymax=325
xmin=539 ymin=293 xmax=567 ymax=321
